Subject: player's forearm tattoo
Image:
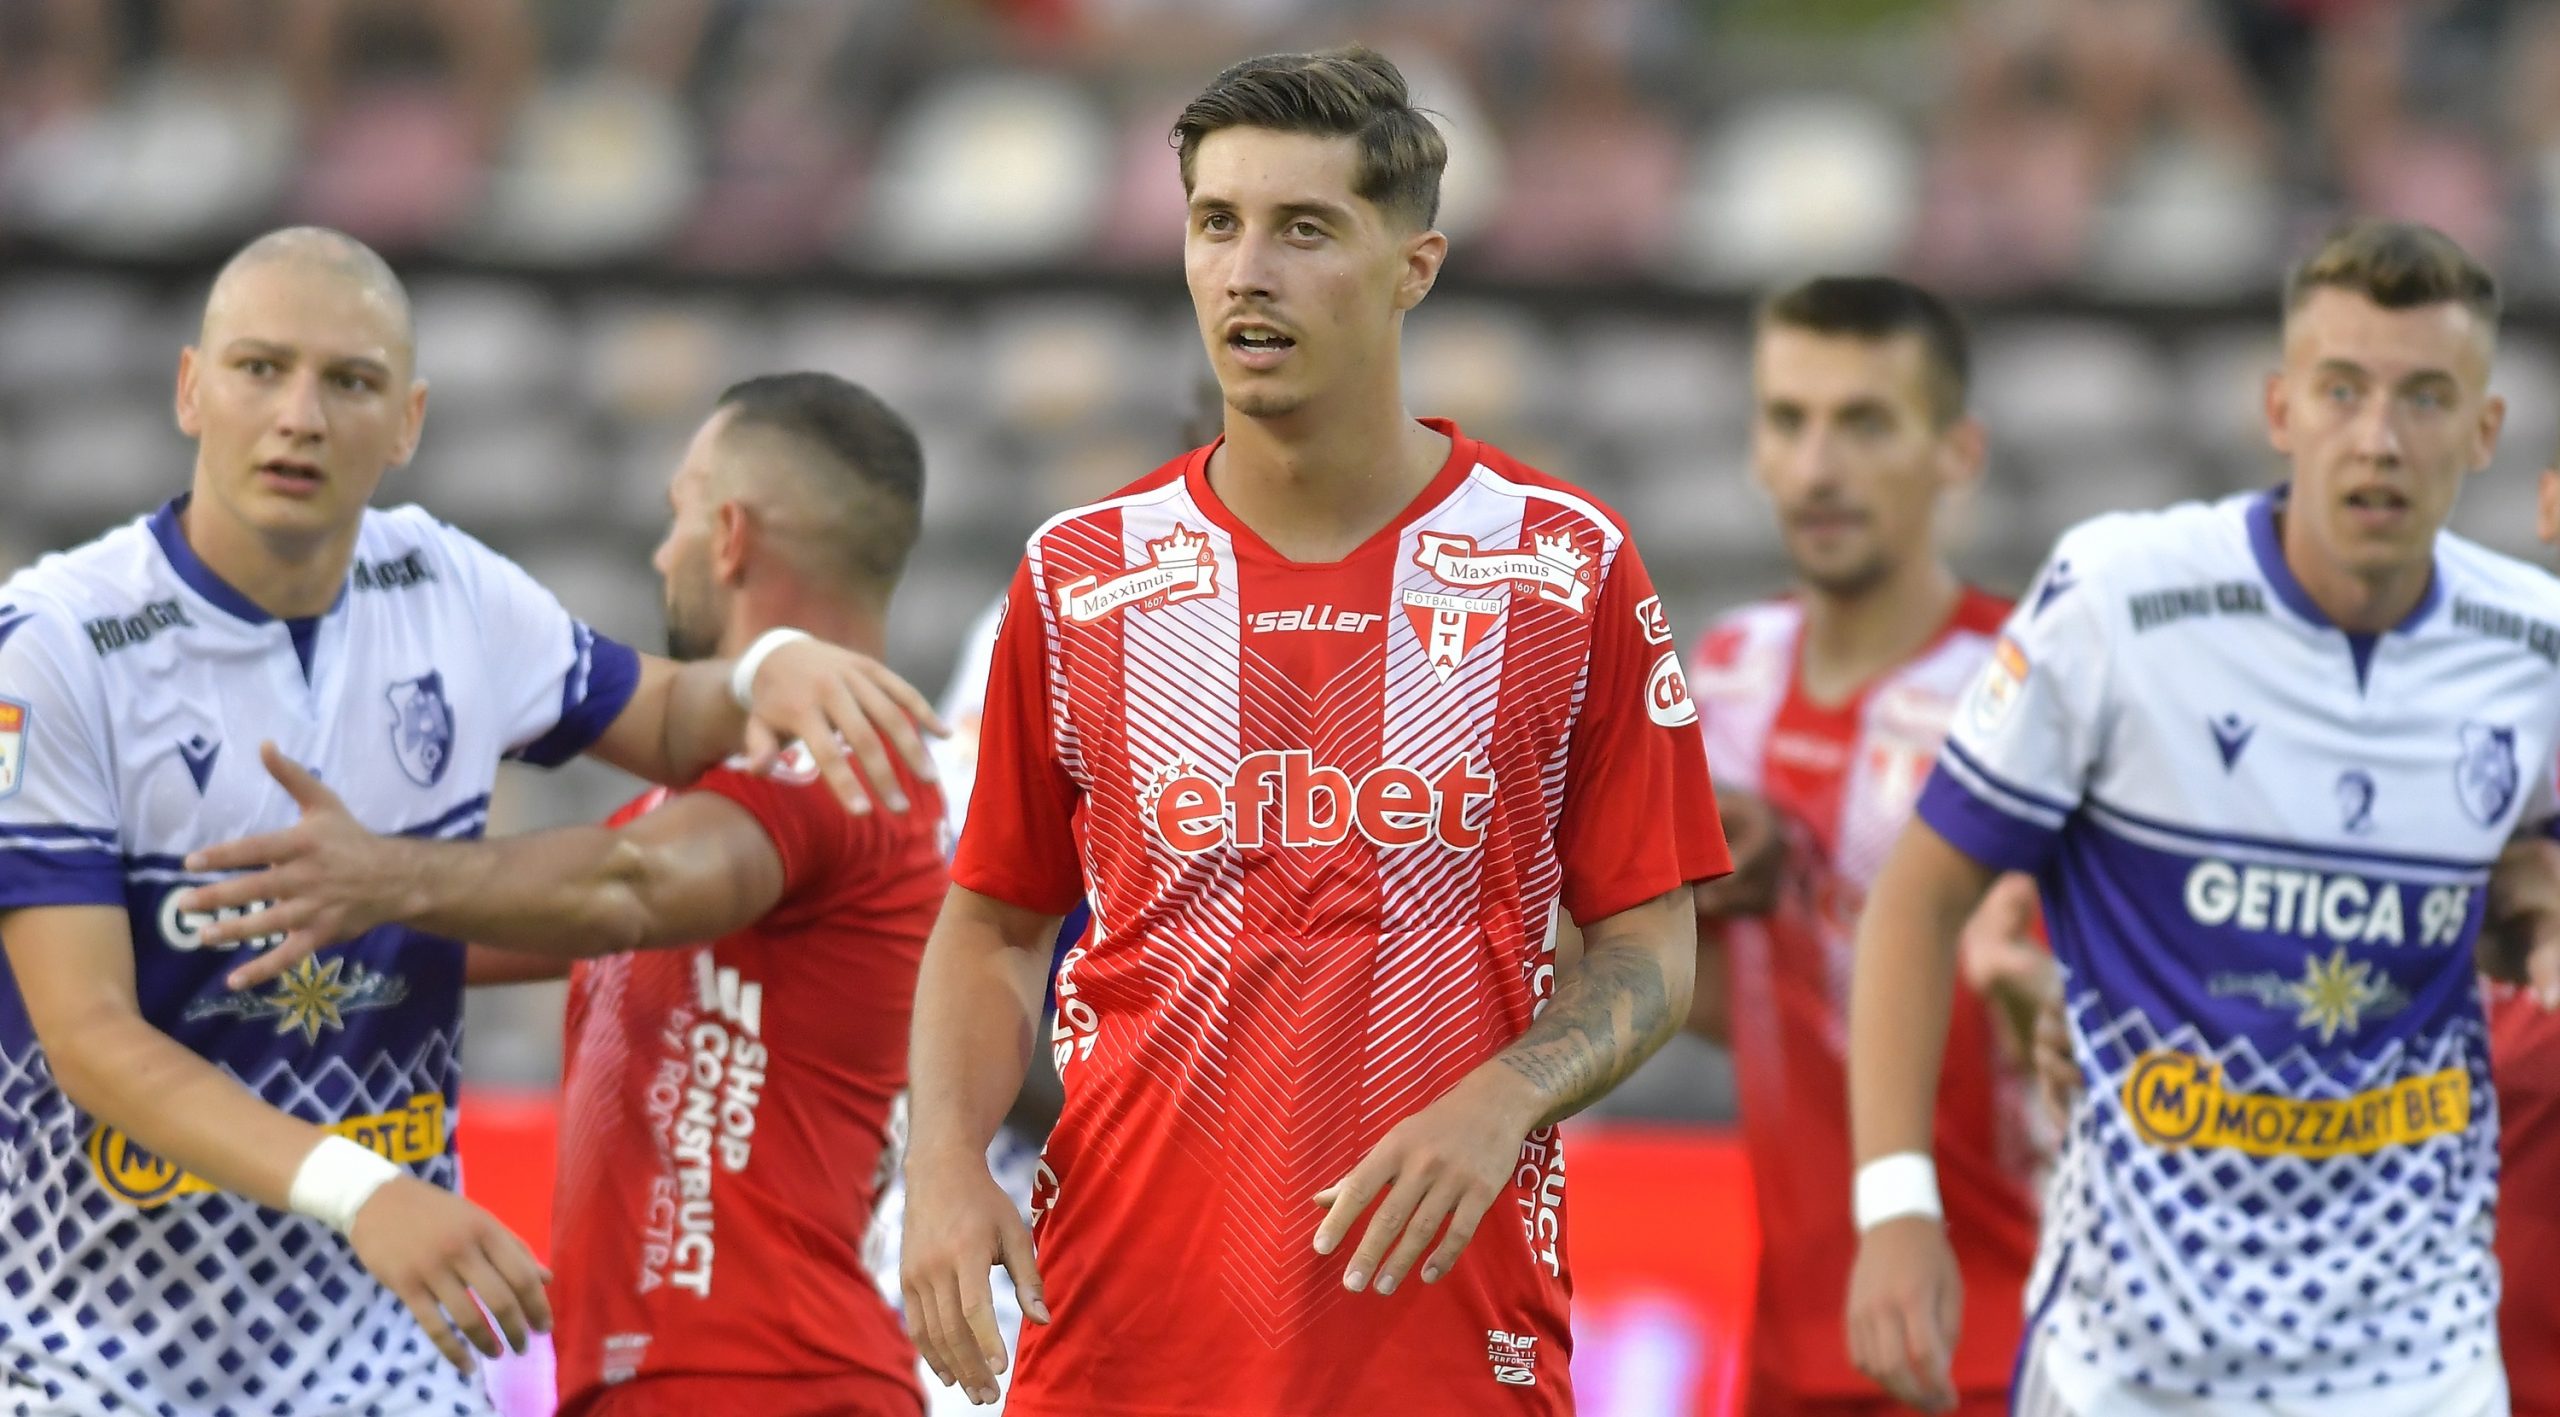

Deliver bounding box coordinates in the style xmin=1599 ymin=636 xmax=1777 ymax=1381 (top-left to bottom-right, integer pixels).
xmin=1495 ymin=946 xmax=1676 ymax=1128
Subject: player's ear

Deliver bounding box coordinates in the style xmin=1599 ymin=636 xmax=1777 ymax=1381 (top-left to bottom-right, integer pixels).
xmin=1394 ymin=226 xmax=1447 ymax=313
xmin=2262 ymin=369 xmax=2293 ymax=455
xmin=390 ymin=379 xmax=429 ymax=468
xmin=712 ymin=499 xmax=753 ymax=586
xmin=2472 ymin=391 xmax=2507 ymax=474
xmin=174 ymin=346 xmax=202 ymax=438
xmin=1937 ymin=413 xmax=1988 ymax=495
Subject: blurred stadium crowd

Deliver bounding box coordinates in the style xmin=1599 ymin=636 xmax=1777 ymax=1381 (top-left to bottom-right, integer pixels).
xmin=8 ymin=0 xmax=2560 ymax=1106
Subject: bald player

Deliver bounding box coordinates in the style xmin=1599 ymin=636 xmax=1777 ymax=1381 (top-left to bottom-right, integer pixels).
xmin=0 ymin=229 xmax=937 ymax=1415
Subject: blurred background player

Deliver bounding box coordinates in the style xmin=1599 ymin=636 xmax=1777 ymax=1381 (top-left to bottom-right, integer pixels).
xmin=900 ymin=46 xmax=1728 ymax=1415
xmin=184 ymin=371 xmax=946 ymax=1415
xmin=1686 ymin=274 xmax=2045 ymax=1417
xmin=0 ymin=229 xmax=934 ymax=1414
xmin=1848 ymin=220 xmax=2556 ymax=1417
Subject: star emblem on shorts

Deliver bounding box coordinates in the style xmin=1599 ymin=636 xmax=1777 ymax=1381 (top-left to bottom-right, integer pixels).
xmin=2286 ymin=947 xmax=2385 ymax=1045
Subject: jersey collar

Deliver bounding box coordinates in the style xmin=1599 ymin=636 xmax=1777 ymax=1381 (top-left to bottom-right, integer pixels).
xmin=147 ymin=495 xmax=351 ymax=627
xmin=2244 ymin=484 xmax=2443 ymax=635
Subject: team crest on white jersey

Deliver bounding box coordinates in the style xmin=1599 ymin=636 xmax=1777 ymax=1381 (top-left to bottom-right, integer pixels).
xmin=0 ymin=696 xmax=25 ymax=800
xmin=1413 ymin=529 xmax=1595 ymax=613
xmin=2455 ymin=721 xmax=2519 ymax=826
xmin=1402 ymin=589 xmax=1500 ymax=682
xmin=1057 ymin=525 xmax=1219 ymax=625
xmin=386 ymin=672 xmax=455 ymax=787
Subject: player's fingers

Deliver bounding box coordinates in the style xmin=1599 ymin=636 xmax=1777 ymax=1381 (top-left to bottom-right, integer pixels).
xmin=794 ymin=702 xmax=876 ymax=816
xmin=1311 ymin=1155 xmax=1390 ymax=1258
xmin=423 ymin=1265 xmax=503 ymax=1360
xmin=178 ymin=866 xmax=292 ymax=918
xmin=455 ymin=1248 xmax=529 ymax=1354
xmin=184 ymin=830 xmax=302 ymax=874
xmin=948 ymin=1267 xmax=1002 ymax=1401
xmin=392 ymin=1279 xmax=474 ymax=1373
xmin=202 ymin=895 xmax=304 ymax=950
xmin=1342 ymin=1172 xmax=1428 ymax=1293
xmin=1898 ymin=1297 xmax=1956 ymax=1413
xmin=741 ymin=717 xmax=781 ymax=776
xmin=1419 ymin=1184 xmax=1492 ymax=1284
xmin=1371 ymin=1178 xmax=1463 ymax=1295
xmin=900 ymin=1279 xmax=954 ymax=1386
xmin=996 ymin=1214 xmax=1051 ymax=1325
xmin=221 ymin=922 xmax=322 ymax=991
xmin=828 ymin=675 xmax=913 ymax=812
xmin=259 ymin=741 xmax=339 ymax=811
xmin=481 ymin=1231 xmax=553 ymax=1334
xmin=862 ymin=658 xmax=953 ymax=743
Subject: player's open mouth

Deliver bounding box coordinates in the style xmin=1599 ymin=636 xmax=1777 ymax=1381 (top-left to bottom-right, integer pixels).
xmin=2344 ymin=488 xmax=2407 ymax=510
xmin=257 ymin=460 xmax=325 ymax=495
xmin=1227 ymin=325 xmax=1296 ymax=369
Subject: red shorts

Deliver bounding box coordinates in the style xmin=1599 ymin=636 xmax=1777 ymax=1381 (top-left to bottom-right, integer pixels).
xmin=1746 ymin=1374 xmax=2009 ymax=1417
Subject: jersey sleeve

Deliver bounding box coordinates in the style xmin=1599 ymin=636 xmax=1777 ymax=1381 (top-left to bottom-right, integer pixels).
xmin=1915 ymin=540 xmax=2112 ymax=873
xmin=0 ymin=601 xmax=125 ymax=911
xmin=929 ymin=597 xmax=1009 ymax=845
xmin=1686 ymin=618 xmax=1763 ymax=793
xmin=435 ymin=523 xmax=642 ymax=767
xmin=690 ymin=760 xmax=879 ymax=906
xmin=1555 ymin=541 xmax=1734 ymax=925
xmin=948 ymin=562 xmax=1084 ymax=915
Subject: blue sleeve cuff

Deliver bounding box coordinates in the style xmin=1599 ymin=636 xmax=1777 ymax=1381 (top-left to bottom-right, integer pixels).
xmin=1916 ymin=766 xmax=2063 ymax=874
xmin=0 ymin=847 xmax=124 ymax=910
xmin=510 ymin=626 xmax=643 ymax=768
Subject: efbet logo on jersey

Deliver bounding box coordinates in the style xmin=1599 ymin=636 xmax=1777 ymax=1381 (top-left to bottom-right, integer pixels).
xmin=1142 ymin=749 xmax=1494 ymax=855
xmin=2121 ymin=1050 xmax=2469 ymax=1159
xmin=1057 ymin=525 xmax=1219 ymax=625
xmin=1414 ymin=529 xmax=1595 ymax=613
xmin=0 ymin=696 xmax=26 ymax=800
xmin=386 ymin=672 xmax=455 ymax=787
xmin=90 ymin=1093 xmax=444 ymax=1209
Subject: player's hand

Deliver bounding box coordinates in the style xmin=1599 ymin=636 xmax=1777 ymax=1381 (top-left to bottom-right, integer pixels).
xmin=741 ymin=637 xmax=947 ymax=816
xmin=2483 ymin=836 xmax=2560 ymax=1007
xmin=1846 ymin=1215 xmax=1963 ymax=1414
xmin=1311 ymin=1067 xmax=1534 ymax=1297
xmin=900 ymin=1155 xmax=1049 ymax=1407
xmin=1695 ymin=790 xmax=1784 ymax=918
xmin=1957 ymin=873 xmax=2054 ymax=1065
xmin=178 ymin=743 xmax=415 ymax=991
xmin=347 ymin=1176 xmax=552 ymax=1375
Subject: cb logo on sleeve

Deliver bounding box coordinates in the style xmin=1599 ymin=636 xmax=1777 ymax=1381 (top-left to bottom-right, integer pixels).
xmin=1645 ymin=653 xmax=1697 ymax=728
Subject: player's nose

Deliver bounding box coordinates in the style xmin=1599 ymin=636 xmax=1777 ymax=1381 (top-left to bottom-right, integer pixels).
xmin=272 ymin=369 xmax=328 ymax=441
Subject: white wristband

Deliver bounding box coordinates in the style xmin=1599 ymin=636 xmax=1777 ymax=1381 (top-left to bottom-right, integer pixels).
xmin=1853 ymin=1152 xmax=1943 ymax=1233
xmin=728 ymin=627 xmax=813 ymax=712
xmin=289 ymin=1136 xmax=402 ymax=1236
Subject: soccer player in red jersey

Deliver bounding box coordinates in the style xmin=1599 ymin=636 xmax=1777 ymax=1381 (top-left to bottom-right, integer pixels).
xmin=189 ymin=373 xmax=947 ymax=1415
xmin=1685 ymin=277 xmax=2044 ymax=1417
xmin=898 ymin=46 xmax=1731 ymax=1417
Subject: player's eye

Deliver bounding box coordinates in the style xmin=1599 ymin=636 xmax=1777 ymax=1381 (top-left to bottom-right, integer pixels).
xmin=2324 ymin=381 xmax=2358 ymax=407
xmin=1286 ymin=220 xmax=1324 ymax=240
xmin=1199 ymin=211 xmax=1235 ymax=234
xmin=331 ymin=371 xmax=378 ymax=394
xmin=239 ymin=357 xmax=277 ymax=377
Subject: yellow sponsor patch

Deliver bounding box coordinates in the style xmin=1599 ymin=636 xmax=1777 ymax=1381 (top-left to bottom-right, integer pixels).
xmin=89 ymin=1093 xmax=446 ymax=1209
xmin=2121 ymin=1051 xmax=2468 ymax=1159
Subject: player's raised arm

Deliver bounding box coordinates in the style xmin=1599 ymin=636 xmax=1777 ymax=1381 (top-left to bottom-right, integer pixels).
xmin=182 ymin=743 xmax=795 ymax=989
xmin=1 ymin=902 xmax=551 ymax=1374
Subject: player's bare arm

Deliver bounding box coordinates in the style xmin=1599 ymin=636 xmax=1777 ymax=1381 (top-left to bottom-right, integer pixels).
xmin=591 ymin=638 xmax=946 ymax=817
xmin=2483 ymin=834 xmax=2560 ymax=1006
xmin=0 ymin=905 xmax=549 ymax=1373
xmin=902 ymin=886 xmax=1062 ymax=1408
xmin=182 ymin=743 xmax=787 ymax=989
xmin=1843 ymin=820 xmax=1997 ymax=1415
xmin=461 ymin=945 xmax=574 ymax=985
xmin=1695 ymin=788 xmax=1784 ymax=918
xmin=1313 ymin=885 xmax=1696 ymax=1299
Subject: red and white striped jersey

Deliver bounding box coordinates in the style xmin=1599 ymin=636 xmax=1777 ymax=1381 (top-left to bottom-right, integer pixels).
xmin=1687 ymin=589 xmax=2042 ymax=1399
xmin=954 ymin=420 xmax=1730 ymax=1417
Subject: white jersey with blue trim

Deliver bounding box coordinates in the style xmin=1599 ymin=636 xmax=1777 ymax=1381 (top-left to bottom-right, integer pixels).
xmin=1917 ymin=488 xmax=2560 ymax=1417
xmin=0 ymin=497 xmax=640 ymax=1416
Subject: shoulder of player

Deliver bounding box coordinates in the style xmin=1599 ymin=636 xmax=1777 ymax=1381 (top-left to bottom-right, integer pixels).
xmin=1457 ymin=441 xmax=1633 ymax=547
xmin=0 ymin=520 xmax=172 ymax=670
xmin=1022 ymin=454 xmax=1194 ymax=552
xmin=2429 ymin=532 xmax=2560 ymax=668
xmin=1689 ymin=597 xmax=1798 ymax=667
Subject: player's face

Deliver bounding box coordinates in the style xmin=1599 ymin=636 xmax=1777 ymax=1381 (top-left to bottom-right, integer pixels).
xmin=1750 ymin=327 xmax=1974 ymax=597
xmin=1183 ymin=127 xmax=1444 ymax=423
xmin=2267 ymin=287 xmax=2505 ymax=581
xmin=654 ymin=416 xmax=727 ymax=663
xmin=176 ymin=263 xmax=424 ymax=543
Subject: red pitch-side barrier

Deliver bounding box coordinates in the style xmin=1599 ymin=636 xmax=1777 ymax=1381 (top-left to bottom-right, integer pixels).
xmin=460 ymin=1095 xmax=1755 ymax=1416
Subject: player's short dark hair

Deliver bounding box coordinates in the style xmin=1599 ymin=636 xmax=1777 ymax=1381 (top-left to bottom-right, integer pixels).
xmin=715 ymin=372 xmax=924 ymax=592
xmin=2285 ymin=219 xmax=2499 ymax=328
xmin=1171 ymin=45 xmax=1447 ymax=230
xmin=1756 ymin=275 xmax=1972 ymax=426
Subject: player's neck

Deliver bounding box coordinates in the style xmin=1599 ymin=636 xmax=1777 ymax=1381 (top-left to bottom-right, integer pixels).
xmin=1208 ymin=397 xmax=1448 ymax=563
xmin=2277 ymin=510 xmax=2435 ymax=634
xmin=1794 ymin=557 xmax=1961 ymax=707
xmin=719 ymin=590 xmax=885 ymax=662
xmin=179 ymin=489 xmax=359 ymax=620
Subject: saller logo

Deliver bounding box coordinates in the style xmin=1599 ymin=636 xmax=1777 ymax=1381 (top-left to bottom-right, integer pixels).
xmin=1144 ymin=749 xmax=1494 ymax=853
xmin=1057 ymin=525 xmax=1218 ymax=624
xmin=1414 ymin=530 xmax=1595 ymax=613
